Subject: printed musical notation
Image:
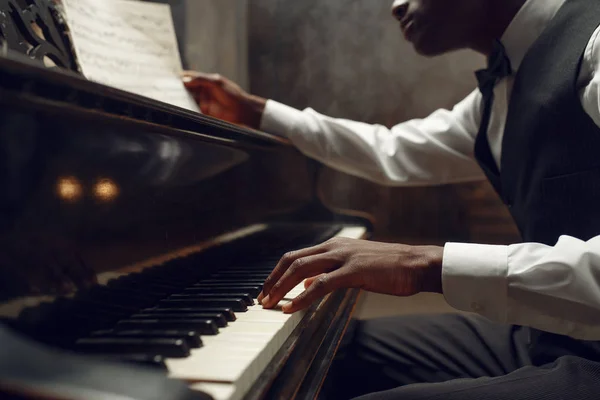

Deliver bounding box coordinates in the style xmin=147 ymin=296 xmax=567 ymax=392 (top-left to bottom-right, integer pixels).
xmin=62 ymin=0 xmax=200 ymax=113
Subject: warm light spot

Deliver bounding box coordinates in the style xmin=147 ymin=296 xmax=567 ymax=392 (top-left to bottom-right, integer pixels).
xmin=57 ymin=176 xmax=83 ymax=202
xmin=94 ymin=178 xmax=119 ymax=202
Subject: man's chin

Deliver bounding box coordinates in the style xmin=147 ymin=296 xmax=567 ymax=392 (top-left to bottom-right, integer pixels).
xmin=412 ymin=40 xmax=447 ymax=57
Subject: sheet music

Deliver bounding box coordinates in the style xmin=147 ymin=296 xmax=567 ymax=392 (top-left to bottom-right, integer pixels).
xmin=62 ymin=0 xmax=200 ymax=113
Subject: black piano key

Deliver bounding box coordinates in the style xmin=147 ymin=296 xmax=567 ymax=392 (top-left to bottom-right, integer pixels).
xmin=70 ymin=307 xmax=124 ymax=321
xmin=191 ymin=282 xmax=263 ymax=288
xmin=83 ymin=286 xmax=154 ymax=300
xmin=92 ymin=354 xmax=168 ymax=370
xmin=198 ymin=280 xmax=265 ymax=287
xmin=95 ymin=285 xmax=169 ymax=298
xmin=209 ymin=274 xmax=271 ymax=281
xmin=76 ymin=338 xmax=190 ymax=358
xmin=212 ymin=269 xmax=273 ymax=274
xmin=131 ymin=313 xmax=227 ymax=328
xmin=140 ymin=270 xmax=197 ymax=284
xmin=110 ymin=277 xmax=180 ymax=291
xmin=63 ymin=313 xmax=116 ymax=331
xmin=66 ymin=299 xmax=141 ymax=315
xmin=116 ymin=319 xmax=219 ymax=335
xmin=159 ymin=298 xmax=247 ymax=312
xmin=48 ymin=300 xmax=132 ymax=328
xmin=183 ymin=286 xmax=261 ymax=297
xmin=214 ymin=267 xmax=272 ymax=272
xmin=170 ymin=293 xmax=254 ymax=306
xmin=142 ymin=307 xmax=236 ymax=322
xmin=89 ymin=286 xmax=165 ymax=299
xmin=91 ymin=329 xmax=202 ymax=348
xmin=76 ymin=292 xmax=155 ymax=308
xmin=218 ymin=269 xmax=275 ymax=273
xmin=124 ymin=274 xmax=188 ymax=289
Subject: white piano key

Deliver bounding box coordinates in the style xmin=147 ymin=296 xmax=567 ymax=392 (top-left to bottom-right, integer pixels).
xmin=201 ymin=332 xmax=273 ymax=346
xmin=237 ymin=310 xmax=290 ymax=323
xmin=220 ymin=321 xmax=285 ymax=334
xmin=191 ymin=383 xmax=236 ymax=400
xmin=168 ymin=225 xmax=367 ymax=400
xmin=166 ymin=305 xmax=300 ymax=397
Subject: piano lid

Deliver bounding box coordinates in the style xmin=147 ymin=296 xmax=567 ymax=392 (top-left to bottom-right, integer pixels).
xmin=0 ymin=0 xmax=368 ymax=313
xmin=0 ymin=55 xmax=323 ymax=305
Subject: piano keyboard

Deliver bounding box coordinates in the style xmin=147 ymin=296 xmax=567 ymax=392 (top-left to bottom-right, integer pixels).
xmin=15 ymin=225 xmax=367 ymax=400
xmin=172 ymin=226 xmax=366 ymax=400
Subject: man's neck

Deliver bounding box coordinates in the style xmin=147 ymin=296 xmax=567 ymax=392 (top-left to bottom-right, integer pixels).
xmin=472 ymin=0 xmax=527 ymax=56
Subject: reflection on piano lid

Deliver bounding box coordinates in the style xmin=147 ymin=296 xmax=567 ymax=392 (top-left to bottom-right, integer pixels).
xmin=93 ymin=178 xmax=120 ymax=202
xmin=57 ymin=176 xmax=84 ymax=202
xmin=0 ymin=2 xmax=373 ymax=399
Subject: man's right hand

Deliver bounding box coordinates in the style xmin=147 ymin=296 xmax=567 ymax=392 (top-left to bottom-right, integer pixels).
xmin=183 ymin=71 xmax=267 ymax=129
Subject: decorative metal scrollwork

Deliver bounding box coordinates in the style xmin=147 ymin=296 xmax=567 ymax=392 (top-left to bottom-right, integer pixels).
xmin=0 ymin=0 xmax=77 ymax=71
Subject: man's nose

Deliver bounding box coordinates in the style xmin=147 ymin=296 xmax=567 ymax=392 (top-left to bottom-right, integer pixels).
xmin=391 ymin=0 xmax=409 ymax=21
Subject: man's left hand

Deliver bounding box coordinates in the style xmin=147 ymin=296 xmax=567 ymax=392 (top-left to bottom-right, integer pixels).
xmin=257 ymin=238 xmax=444 ymax=313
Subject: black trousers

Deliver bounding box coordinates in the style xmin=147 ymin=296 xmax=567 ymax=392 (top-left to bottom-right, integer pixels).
xmin=322 ymin=314 xmax=600 ymax=400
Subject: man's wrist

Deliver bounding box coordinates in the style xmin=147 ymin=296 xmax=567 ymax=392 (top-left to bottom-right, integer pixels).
xmin=241 ymin=94 xmax=267 ymax=129
xmin=421 ymin=245 xmax=444 ymax=294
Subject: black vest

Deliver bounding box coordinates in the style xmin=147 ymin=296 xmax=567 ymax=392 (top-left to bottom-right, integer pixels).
xmin=474 ymin=0 xmax=600 ymax=362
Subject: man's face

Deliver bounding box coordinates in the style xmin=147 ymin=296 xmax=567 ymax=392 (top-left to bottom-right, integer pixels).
xmin=391 ymin=0 xmax=487 ymax=56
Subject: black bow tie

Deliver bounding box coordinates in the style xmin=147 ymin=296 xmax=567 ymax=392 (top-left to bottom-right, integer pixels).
xmin=476 ymin=40 xmax=513 ymax=97
xmin=473 ymin=40 xmax=513 ymax=178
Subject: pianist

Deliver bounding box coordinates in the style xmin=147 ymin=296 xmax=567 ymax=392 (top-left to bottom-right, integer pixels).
xmin=184 ymin=0 xmax=600 ymax=399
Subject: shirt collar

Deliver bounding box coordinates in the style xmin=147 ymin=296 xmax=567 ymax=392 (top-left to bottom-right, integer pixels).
xmin=501 ymin=0 xmax=566 ymax=72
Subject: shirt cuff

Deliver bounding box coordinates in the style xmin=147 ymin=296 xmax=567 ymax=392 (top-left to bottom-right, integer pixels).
xmin=259 ymin=100 xmax=306 ymax=138
xmin=442 ymin=243 xmax=509 ymax=321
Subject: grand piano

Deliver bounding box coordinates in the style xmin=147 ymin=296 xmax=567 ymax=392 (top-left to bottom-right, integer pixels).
xmin=0 ymin=1 xmax=372 ymax=399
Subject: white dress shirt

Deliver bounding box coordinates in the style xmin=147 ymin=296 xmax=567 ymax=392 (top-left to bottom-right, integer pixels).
xmin=259 ymin=0 xmax=600 ymax=340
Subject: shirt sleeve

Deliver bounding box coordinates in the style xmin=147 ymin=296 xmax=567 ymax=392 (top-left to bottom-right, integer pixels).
xmin=443 ymin=235 xmax=600 ymax=340
xmin=579 ymin=24 xmax=600 ymax=126
xmin=260 ymin=91 xmax=486 ymax=186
